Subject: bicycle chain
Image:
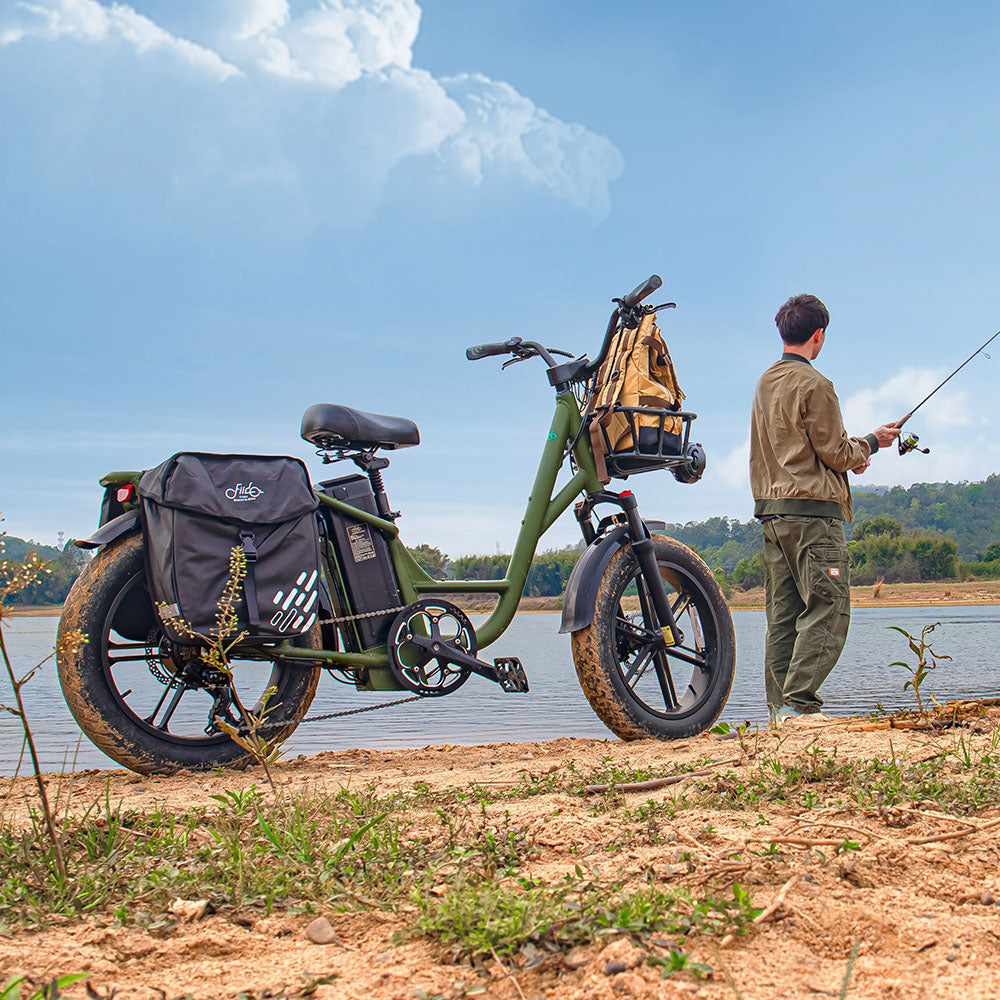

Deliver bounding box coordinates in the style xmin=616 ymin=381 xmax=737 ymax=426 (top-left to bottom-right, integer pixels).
xmin=253 ymin=602 xmax=421 ymax=730
xmin=253 ymin=693 xmax=423 ymax=730
xmin=316 ymin=605 xmax=409 ymax=626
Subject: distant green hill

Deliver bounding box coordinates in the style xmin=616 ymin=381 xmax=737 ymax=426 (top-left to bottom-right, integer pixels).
xmin=1 ymin=534 xmax=89 ymax=605
xmin=851 ymin=476 xmax=1000 ymax=559
xmin=1 ymin=534 xmax=63 ymax=563
xmin=663 ymin=475 xmax=1000 ymax=581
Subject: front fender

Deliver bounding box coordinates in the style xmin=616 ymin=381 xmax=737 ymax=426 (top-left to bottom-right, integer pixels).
xmin=559 ymin=519 xmax=666 ymax=634
xmin=74 ymin=509 xmax=141 ymax=550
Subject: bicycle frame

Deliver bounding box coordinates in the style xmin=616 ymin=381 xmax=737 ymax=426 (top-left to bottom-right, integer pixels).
xmin=270 ymin=390 xmax=601 ymax=689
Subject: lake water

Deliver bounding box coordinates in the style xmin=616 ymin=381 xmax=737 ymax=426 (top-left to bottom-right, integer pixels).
xmin=1 ymin=607 xmax=997 ymax=775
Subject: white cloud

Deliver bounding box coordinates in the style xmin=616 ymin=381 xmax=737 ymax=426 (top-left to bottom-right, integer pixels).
xmin=203 ymin=0 xmax=421 ymax=87
xmin=1 ymin=0 xmax=623 ymax=222
xmin=716 ymin=435 xmax=750 ymax=488
xmin=3 ymin=0 xmax=242 ymax=79
xmin=441 ymin=74 xmax=624 ymax=221
xmin=843 ymin=367 xmax=970 ymax=434
xmin=843 ymin=368 xmax=1000 ymax=487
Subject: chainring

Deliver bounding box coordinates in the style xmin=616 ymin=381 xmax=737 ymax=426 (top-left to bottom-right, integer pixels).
xmin=386 ymin=599 xmax=475 ymax=697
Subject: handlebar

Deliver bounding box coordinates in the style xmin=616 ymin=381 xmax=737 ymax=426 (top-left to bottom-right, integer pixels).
xmin=620 ymin=274 xmax=662 ymax=309
xmin=467 ymin=338 xmax=521 ymax=361
xmin=584 ymin=274 xmax=666 ymax=378
xmin=466 ymin=273 xmax=667 ymax=388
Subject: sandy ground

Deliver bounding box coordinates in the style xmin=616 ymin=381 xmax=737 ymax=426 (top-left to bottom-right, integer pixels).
xmin=4 ymin=708 xmax=1000 ymax=1000
xmin=731 ymin=578 xmax=1000 ymax=611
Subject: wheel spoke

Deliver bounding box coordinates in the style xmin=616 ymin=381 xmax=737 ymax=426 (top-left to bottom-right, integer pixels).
xmin=615 ymin=616 xmax=655 ymax=645
xmin=665 ymin=645 xmax=707 ymax=668
xmin=652 ymin=650 xmax=679 ymax=710
xmin=143 ymin=682 xmax=174 ymax=725
xmin=153 ymin=681 xmax=188 ymax=732
xmin=107 ymin=654 xmax=153 ymax=664
xmin=622 ymin=646 xmax=655 ymax=687
xmin=670 ymin=593 xmax=692 ymax=618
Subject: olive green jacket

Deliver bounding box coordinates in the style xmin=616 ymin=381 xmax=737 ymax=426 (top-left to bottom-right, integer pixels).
xmin=750 ymin=354 xmax=878 ymax=523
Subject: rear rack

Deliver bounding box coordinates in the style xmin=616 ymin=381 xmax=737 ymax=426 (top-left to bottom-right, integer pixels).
xmin=590 ymin=406 xmax=698 ymax=478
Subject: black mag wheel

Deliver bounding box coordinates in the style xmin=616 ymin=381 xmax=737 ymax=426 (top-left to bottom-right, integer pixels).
xmin=57 ymin=532 xmax=322 ymax=775
xmin=571 ymin=535 xmax=735 ymax=740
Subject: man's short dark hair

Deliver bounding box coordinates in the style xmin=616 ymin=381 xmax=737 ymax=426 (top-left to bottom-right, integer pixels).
xmin=775 ymin=294 xmax=829 ymax=345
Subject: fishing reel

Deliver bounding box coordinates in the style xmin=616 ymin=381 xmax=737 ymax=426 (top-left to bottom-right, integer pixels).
xmin=898 ymin=433 xmax=930 ymax=456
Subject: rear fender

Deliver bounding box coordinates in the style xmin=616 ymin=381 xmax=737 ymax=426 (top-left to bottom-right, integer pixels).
xmin=74 ymin=509 xmax=141 ymax=550
xmin=559 ymin=520 xmax=665 ymax=634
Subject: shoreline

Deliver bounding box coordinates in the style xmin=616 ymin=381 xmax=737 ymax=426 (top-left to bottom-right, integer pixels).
xmin=12 ymin=587 xmax=1000 ymax=618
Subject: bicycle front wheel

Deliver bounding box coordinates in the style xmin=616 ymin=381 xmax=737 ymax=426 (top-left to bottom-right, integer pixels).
xmin=571 ymin=535 xmax=735 ymax=740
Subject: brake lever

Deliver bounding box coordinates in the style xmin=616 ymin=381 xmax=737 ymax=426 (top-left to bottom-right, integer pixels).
xmin=501 ymin=354 xmax=532 ymax=371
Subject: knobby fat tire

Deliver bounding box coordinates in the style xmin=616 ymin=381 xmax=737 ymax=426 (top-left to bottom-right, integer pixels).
xmin=571 ymin=535 xmax=735 ymax=740
xmin=57 ymin=533 xmax=322 ymax=775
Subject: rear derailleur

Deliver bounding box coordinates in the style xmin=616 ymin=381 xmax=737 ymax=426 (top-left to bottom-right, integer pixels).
xmin=145 ymin=631 xmax=243 ymax=734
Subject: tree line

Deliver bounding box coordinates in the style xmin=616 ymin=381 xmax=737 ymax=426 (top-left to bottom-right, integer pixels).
xmin=407 ymin=543 xmax=583 ymax=597
xmin=664 ymin=476 xmax=1000 ymax=592
xmin=9 ymin=475 xmax=1000 ymax=606
xmin=1 ymin=544 xmax=91 ymax=605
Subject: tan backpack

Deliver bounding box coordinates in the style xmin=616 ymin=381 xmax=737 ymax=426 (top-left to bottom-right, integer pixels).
xmin=587 ymin=311 xmax=685 ymax=483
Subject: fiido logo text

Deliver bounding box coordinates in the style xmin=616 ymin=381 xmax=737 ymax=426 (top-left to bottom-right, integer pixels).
xmin=226 ymin=482 xmax=263 ymax=502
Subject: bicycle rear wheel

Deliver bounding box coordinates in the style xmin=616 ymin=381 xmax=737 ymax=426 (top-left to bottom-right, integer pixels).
xmin=58 ymin=533 xmax=322 ymax=774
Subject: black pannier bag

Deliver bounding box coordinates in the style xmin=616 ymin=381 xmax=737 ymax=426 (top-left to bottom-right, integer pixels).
xmin=138 ymin=453 xmax=322 ymax=645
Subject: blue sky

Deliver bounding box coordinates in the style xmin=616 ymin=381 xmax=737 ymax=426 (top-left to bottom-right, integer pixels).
xmin=3 ymin=0 xmax=1000 ymax=557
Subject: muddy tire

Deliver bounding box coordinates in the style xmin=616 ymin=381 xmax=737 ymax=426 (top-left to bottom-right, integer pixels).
xmin=571 ymin=535 xmax=735 ymax=740
xmin=57 ymin=532 xmax=322 ymax=775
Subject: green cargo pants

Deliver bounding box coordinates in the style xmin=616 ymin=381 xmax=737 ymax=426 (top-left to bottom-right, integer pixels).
xmin=762 ymin=515 xmax=850 ymax=714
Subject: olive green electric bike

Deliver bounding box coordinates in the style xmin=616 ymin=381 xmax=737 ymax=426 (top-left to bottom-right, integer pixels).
xmin=58 ymin=275 xmax=736 ymax=774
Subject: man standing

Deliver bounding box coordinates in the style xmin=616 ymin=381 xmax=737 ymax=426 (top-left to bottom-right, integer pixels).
xmin=750 ymin=294 xmax=900 ymax=724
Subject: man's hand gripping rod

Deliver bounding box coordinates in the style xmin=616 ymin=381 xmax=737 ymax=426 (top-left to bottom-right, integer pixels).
xmin=895 ymin=329 xmax=1000 ymax=455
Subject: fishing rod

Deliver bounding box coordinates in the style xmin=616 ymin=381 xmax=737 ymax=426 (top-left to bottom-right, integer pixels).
xmin=895 ymin=329 xmax=1000 ymax=456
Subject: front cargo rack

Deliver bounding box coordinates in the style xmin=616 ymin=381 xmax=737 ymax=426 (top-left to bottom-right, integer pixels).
xmin=589 ymin=406 xmax=699 ymax=479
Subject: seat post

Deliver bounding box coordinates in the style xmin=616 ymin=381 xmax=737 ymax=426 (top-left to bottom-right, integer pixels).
xmin=353 ymin=452 xmax=398 ymax=521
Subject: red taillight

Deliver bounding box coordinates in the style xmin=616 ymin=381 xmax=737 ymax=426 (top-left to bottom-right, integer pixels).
xmin=116 ymin=485 xmax=135 ymax=504
xmin=619 ymin=490 xmax=633 ymax=498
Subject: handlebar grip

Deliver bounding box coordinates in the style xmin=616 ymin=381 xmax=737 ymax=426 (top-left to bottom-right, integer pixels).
xmin=621 ymin=274 xmax=663 ymax=309
xmin=466 ymin=341 xmax=513 ymax=361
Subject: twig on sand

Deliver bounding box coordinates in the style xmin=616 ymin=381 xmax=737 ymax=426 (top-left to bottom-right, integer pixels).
xmin=720 ymin=875 xmax=799 ymax=947
xmin=768 ymin=836 xmax=849 ymax=848
xmin=583 ymin=758 xmax=739 ymax=795
xmin=891 ymin=805 xmax=980 ymax=826
xmin=847 ymin=719 xmax=945 ymax=732
xmin=677 ymin=828 xmax=726 ymax=862
xmin=491 ymin=947 xmax=526 ymax=1000
xmin=906 ymin=815 xmax=1000 ymax=847
xmin=755 ymin=874 xmax=800 ymax=923
xmin=787 ymin=819 xmax=871 ymax=841
xmin=696 ymin=861 xmax=752 ymax=884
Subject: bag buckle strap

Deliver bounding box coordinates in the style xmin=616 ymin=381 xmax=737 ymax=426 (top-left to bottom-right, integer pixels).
xmin=239 ymin=530 xmax=260 ymax=627
xmin=239 ymin=530 xmax=258 ymax=563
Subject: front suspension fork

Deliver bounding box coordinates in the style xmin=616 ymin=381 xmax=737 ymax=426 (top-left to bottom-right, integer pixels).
xmin=575 ymin=490 xmax=683 ymax=646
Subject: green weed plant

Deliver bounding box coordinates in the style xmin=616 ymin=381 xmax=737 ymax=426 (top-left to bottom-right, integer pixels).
xmin=887 ymin=621 xmax=952 ymax=715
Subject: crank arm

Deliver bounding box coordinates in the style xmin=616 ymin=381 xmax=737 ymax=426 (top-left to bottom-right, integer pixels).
xmin=405 ymin=635 xmax=528 ymax=691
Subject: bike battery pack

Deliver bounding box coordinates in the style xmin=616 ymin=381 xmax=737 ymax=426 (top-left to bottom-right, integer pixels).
xmin=319 ymin=474 xmax=403 ymax=650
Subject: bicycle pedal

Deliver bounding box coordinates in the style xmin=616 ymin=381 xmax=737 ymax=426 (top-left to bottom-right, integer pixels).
xmin=493 ymin=656 xmax=529 ymax=693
